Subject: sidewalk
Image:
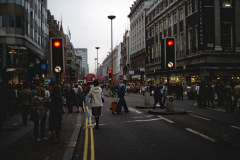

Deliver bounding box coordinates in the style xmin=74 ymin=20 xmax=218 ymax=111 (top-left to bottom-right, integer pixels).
xmin=0 ymin=109 xmax=82 ymax=160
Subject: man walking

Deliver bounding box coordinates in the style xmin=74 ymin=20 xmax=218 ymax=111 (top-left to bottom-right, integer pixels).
xmin=115 ymin=80 xmax=129 ymax=114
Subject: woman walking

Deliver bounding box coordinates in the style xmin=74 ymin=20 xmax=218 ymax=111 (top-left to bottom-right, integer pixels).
xmin=88 ymin=80 xmax=103 ymax=129
xmin=49 ymin=85 xmax=63 ymax=144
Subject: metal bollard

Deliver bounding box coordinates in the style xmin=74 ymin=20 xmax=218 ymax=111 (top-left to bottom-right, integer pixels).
xmin=145 ymin=92 xmax=150 ymax=105
xmin=166 ymin=96 xmax=174 ymax=112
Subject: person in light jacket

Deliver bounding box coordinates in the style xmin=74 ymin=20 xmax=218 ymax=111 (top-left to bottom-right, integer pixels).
xmin=88 ymin=80 xmax=103 ymax=129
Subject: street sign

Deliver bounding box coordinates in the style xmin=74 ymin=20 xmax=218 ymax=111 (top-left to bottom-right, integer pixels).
xmin=54 ymin=66 xmax=62 ymax=73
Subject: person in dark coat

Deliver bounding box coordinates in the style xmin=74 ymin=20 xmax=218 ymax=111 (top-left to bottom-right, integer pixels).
xmin=76 ymin=86 xmax=85 ymax=112
xmin=49 ymin=85 xmax=63 ymax=144
xmin=115 ymin=80 xmax=129 ymax=114
xmin=153 ymin=85 xmax=163 ymax=109
xmin=206 ymin=83 xmax=215 ymax=108
xmin=65 ymin=84 xmax=75 ymax=113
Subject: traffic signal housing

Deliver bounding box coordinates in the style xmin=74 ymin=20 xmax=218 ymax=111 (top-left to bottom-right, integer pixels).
xmin=165 ymin=37 xmax=176 ymax=70
xmin=50 ymin=37 xmax=64 ymax=73
xmin=108 ymin=70 xmax=112 ymax=80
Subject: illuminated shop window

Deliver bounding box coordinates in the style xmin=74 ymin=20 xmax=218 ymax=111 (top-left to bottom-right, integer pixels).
xmin=221 ymin=0 xmax=232 ymax=7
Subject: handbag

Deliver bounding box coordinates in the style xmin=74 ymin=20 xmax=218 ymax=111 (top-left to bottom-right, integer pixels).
xmin=102 ymin=97 xmax=104 ymax=103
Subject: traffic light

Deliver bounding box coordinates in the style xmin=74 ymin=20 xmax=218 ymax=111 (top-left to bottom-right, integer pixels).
xmin=164 ymin=37 xmax=176 ymax=70
xmin=51 ymin=37 xmax=64 ymax=73
xmin=108 ymin=70 xmax=112 ymax=80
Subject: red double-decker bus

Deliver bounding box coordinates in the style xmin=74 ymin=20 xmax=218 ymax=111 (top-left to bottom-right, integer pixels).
xmin=83 ymin=73 xmax=95 ymax=85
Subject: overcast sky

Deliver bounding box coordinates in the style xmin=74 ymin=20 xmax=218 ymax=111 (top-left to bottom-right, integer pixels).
xmin=48 ymin=0 xmax=135 ymax=73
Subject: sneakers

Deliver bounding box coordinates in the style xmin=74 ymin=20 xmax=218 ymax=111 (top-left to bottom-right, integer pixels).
xmin=43 ymin=137 xmax=48 ymax=140
xmin=37 ymin=137 xmax=48 ymax=142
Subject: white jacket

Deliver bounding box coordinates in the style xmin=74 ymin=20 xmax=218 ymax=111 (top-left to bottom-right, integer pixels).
xmin=88 ymin=86 xmax=103 ymax=107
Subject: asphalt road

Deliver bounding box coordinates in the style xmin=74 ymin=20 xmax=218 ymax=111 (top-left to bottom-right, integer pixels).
xmin=73 ymin=93 xmax=240 ymax=160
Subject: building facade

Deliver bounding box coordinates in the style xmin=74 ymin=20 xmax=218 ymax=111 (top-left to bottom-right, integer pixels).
xmin=128 ymin=0 xmax=154 ymax=85
xmin=120 ymin=30 xmax=130 ymax=80
xmin=145 ymin=0 xmax=240 ymax=85
xmin=75 ymin=48 xmax=89 ymax=77
xmin=0 ymin=0 xmax=49 ymax=84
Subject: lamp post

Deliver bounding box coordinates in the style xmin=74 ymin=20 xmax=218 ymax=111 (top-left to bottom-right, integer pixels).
xmin=95 ymin=47 xmax=100 ymax=77
xmin=94 ymin=58 xmax=97 ymax=75
xmin=108 ymin=15 xmax=116 ymax=85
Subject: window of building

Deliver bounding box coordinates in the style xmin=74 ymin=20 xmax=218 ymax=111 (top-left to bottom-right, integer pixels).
xmin=16 ymin=0 xmax=21 ymax=5
xmin=7 ymin=0 xmax=14 ymax=3
xmin=164 ymin=0 xmax=168 ymax=8
xmin=179 ymin=8 xmax=184 ymax=20
xmin=221 ymin=0 xmax=232 ymax=7
xmin=195 ymin=26 xmax=198 ymax=51
xmin=164 ymin=18 xmax=167 ymax=29
xmin=8 ymin=15 xmax=15 ymax=27
xmin=16 ymin=16 xmax=21 ymax=28
xmin=160 ymin=21 xmax=163 ymax=32
xmin=222 ymin=23 xmax=232 ymax=51
xmin=67 ymin=60 xmax=72 ymax=64
xmin=0 ymin=0 xmax=7 ymax=3
xmin=168 ymin=15 xmax=172 ymax=27
xmin=180 ymin=33 xmax=184 ymax=51
xmin=173 ymin=12 xmax=177 ymax=24
xmin=188 ymin=29 xmax=194 ymax=52
xmin=187 ymin=2 xmax=193 ymax=16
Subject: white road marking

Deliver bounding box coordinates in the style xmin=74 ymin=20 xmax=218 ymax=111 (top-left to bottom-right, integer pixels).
xmin=122 ymin=118 xmax=162 ymax=123
xmin=230 ymin=125 xmax=240 ymax=130
xmin=131 ymin=115 xmax=154 ymax=119
xmin=158 ymin=116 xmax=174 ymax=124
xmin=185 ymin=128 xmax=217 ymax=142
xmin=189 ymin=114 xmax=211 ymax=121
xmin=129 ymin=107 xmax=142 ymax=114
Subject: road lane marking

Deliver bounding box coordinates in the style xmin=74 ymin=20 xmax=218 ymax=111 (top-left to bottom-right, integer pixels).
xmin=231 ymin=125 xmax=240 ymax=130
xmin=129 ymin=107 xmax=142 ymax=114
xmin=83 ymin=117 xmax=89 ymax=160
xmin=89 ymin=117 xmax=95 ymax=160
xmin=122 ymin=118 xmax=162 ymax=123
xmin=189 ymin=114 xmax=211 ymax=121
xmin=185 ymin=128 xmax=217 ymax=142
xmin=158 ymin=116 xmax=174 ymax=124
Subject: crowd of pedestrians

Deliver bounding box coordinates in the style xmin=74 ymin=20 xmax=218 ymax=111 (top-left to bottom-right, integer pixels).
xmin=0 ymin=80 xmax=91 ymax=143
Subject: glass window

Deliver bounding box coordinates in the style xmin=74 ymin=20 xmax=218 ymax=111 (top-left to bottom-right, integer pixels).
xmin=16 ymin=16 xmax=21 ymax=28
xmin=7 ymin=0 xmax=14 ymax=3
xmin=221 ymin=0 xmax=232 ymax=7
xmin=2 ymin=16 xmax=7 ymax=27
xmin=222 ymin=24 xmax=232 ymax=51
xmin=188 ymin=2 xmax=192 ymax=15
xmin=16 ymin=0 xmax=21 ymax=5
xmin=8 ymin=15 xmax=15 ymax=27
xmin=0 ymin=0 xmax=7 ymax=3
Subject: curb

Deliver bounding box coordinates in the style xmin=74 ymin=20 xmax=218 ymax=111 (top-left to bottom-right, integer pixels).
xmin=62 ymin=114 xmax=82 ymax=160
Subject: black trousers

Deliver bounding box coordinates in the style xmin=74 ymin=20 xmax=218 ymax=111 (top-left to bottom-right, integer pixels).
xmin=34 ymin=116 xmax=46 ymax=139
xmin=153 ymin=96 xmax=163 ymax=109
xmin=22 ymin=105 xmax=30 ymax=125
xmin=116 ymin=96 xmax=128 ymax=113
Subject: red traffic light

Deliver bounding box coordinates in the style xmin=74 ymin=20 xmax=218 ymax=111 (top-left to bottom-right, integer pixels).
xmin=167 ymin=40 xmax=174 ymax=46
xmin=108 ymin=70 xmax=112 ymax=74
xmin=53 ymin=41 xmax=61 ymax=47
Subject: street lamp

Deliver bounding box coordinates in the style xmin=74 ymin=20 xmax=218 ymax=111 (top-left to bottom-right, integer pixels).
xmin=108 ymin=15 xmax=116 ymax=85
xmin=94 ymin=58 xmax=97 ymax=74
xmin=95 ymin=47 xmax=100 ymax=77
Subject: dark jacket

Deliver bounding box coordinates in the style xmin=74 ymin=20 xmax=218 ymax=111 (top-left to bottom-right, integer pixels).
xmin=117 ymin=83 xmax=126 ymax=97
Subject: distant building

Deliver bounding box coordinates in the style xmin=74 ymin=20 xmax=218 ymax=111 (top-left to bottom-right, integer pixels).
xmin=75 ymin=48 xmax=89 ymax=76
xmin=128 ymin=0 xmax=154 ymax=85
xmin=0 ymin=0 xmax=49 ymax=84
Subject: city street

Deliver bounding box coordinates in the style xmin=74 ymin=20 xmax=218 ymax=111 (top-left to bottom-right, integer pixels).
xmin=72 ymin=92 xmax=240 ymax=160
